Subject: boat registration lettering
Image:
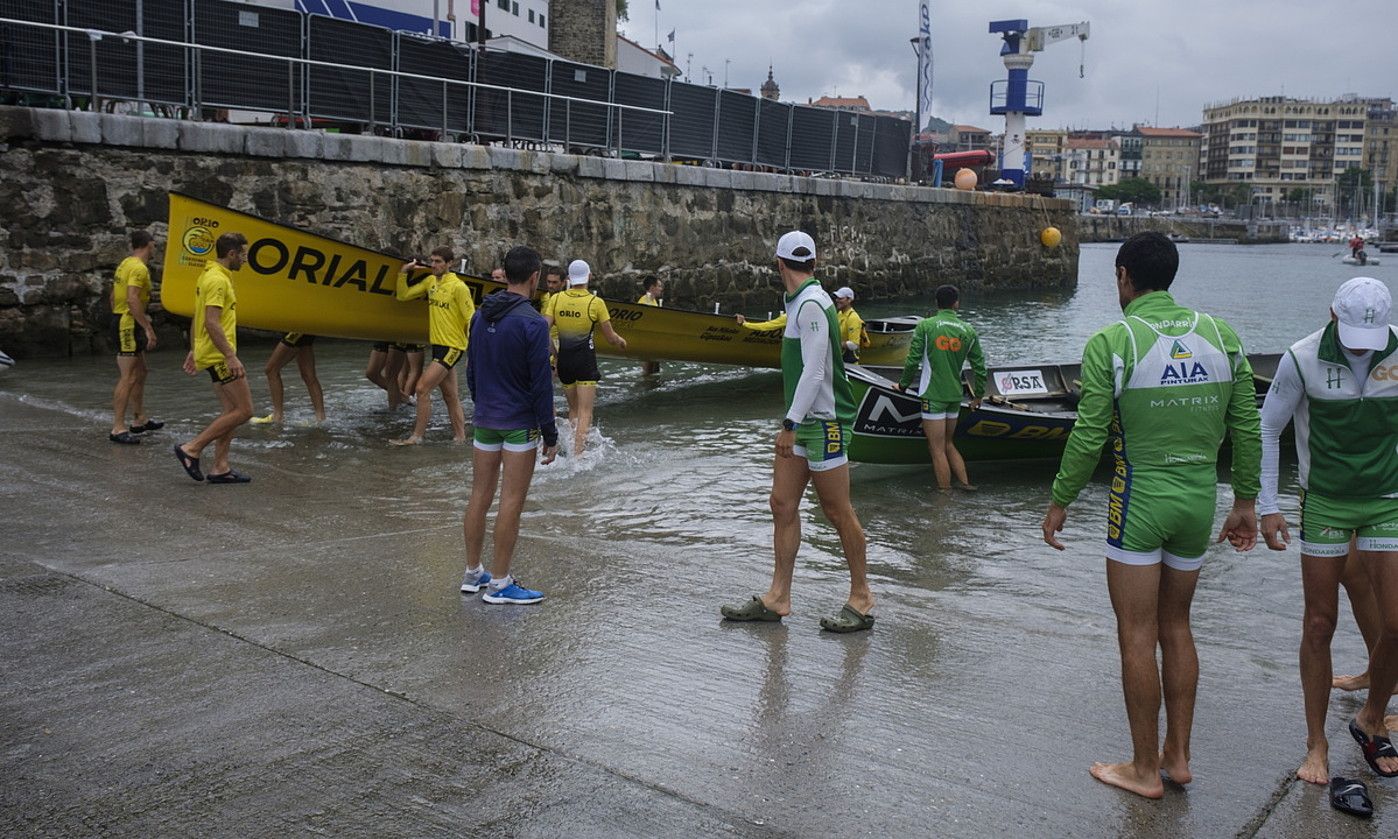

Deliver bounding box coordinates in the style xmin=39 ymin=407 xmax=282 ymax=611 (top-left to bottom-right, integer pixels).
xmin=965 ymin=419 xmax=1068 ymax=440
xmin=996 ymin=370 xmax=1050 ymax=396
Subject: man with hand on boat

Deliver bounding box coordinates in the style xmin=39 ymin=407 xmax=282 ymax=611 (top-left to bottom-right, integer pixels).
xmin=721 ymin=231 xmax=874 ymax=634
xmin=1040 ymin=231 xmax=1261 ymax=800
xmin=391 ymin=247 xmax=473 ymax=446
xmin=833 ymin=287 xmax=870 ymax=364
xmin=894 ymin=285 xmax=986 ymax=492
xmin=1257 ymin=276 xmax=1398 ymax=785
xmin=638 ymin=277 xmax=663 ymax=376
xmin=543 ymin=259 xmax=627 ymax=455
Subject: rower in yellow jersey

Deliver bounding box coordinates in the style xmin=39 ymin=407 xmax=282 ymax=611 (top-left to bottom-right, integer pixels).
xmin=391 ymin=247 xmax=474 ymax=445
xmin=832 ymin=287 xmax=871 ymax=364
xmin=544 ymin=259 xmax=627 ymax=455
xmin=637 ymin=276 xmax=663 ymax=376
xmin=109 ymin=230 xmax=162 ymax=444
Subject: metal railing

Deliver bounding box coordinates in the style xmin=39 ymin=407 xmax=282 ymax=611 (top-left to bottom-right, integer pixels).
xmin=0 ymin=6 xmax=912 ymax=177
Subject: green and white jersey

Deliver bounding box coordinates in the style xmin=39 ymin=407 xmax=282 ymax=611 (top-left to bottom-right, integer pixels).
xmin=1258 ymin=322 xmax=1398 ymax=513
xmin=898 ymin=309 xmax=988 ymax=402
xmin=1051 ymin=290 xmax=1262 ymax=507
xmin=781 ymin=278 xmax=855 ymax=426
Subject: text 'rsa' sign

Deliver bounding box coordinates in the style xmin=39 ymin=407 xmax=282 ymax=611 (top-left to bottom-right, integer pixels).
xmin=996 ymin=370 xmax=1050 ymax=397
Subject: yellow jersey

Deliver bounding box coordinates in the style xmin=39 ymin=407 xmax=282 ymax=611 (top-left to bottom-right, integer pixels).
xmin=547 ymin=288 xmax=609 ymax=353
xmin=112 ymin=256 xmax=151 ymax=316
xmin=396 ymin=271 xmax=474 ymax=351
xmin=838 ymin=307 xmax=870 ymax=353
xmin=192 ymin=261 xmax=237 ymax=370
xmin=637 ymin=293 xmax=660 ymax=307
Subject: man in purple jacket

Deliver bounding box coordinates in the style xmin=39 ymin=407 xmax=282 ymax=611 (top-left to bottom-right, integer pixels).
xmin=460 ymin=245 xmax=559 ymax=605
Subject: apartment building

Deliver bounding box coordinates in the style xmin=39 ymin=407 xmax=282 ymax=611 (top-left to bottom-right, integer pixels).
xmin=1138 ymin=126 xmax=1202 ymax=208
xmin=1026 ymin=128 xmax=1066 ymax=180
xmin=1064 ymin=137 xmax=1120 ymax=186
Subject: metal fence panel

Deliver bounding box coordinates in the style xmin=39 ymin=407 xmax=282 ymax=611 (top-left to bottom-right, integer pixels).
xmin=65 ymin=0 xmax=139 ymax=99
xmin=610 ymin=70 xmax=665 ymax=154
xmin=192 ymin=0 xmax=302 ymax=114
xmin=788 ymin=106 xmax=833 ymax=172
xmin=140 ymin=0 xmax=189 ymax=105
xmin=666 ymin=80 xmax=714 ymax=159
xmin=755 ymin=99 xmax=789 ymax=168
xmin=854 ymin=112 xmax=877 ymax=175
xmin=395 ymin=33 xmax=470 ymax=132
xmin=307 ymin=15 xmax=392 ymax=125
xmin=715 ymin=89 xmax=755 ymax=163
xmin=473 ymin=49 xmax=546 ymax=141
xmin=872 ymin=115 xmax=910 ymax=178
xmin=831 ymin=110 xmax=858 ymax=173
xmin=547 ymin=59 xmax=608 ymax=149
xmin=0 ymin=0 xmax=60 ymax=95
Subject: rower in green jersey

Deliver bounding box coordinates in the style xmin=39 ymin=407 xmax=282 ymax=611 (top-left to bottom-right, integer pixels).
xmin=1040 ymin=232 xmax=1262 ymax=800
xmin=721 ymin=230 xmax=874 ymax=634
xmin=1257 ymin=277 xmax=1398 ymax=784
xmin=896 ymin=284 xmax=987 ymax=491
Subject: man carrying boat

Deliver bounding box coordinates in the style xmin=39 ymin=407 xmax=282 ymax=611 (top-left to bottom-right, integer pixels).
xmin=721 ymin=231 xmax=874 ymax=633
xmin=1257 ymin=276 xmax=1398 ymax=784
xmin=638 ymin=277 xmax=663 ymax=376
xmin=895 ymin=285 xmax=985 ymax=492
xmin=543 ymin=260 xmax=627 ymax=455
xmin=1040 ymin=232 xmax=1261 ymax=799
xmin=391 ymin=248 xmax=473 ymax=445
xmin=251 ymin=333 xmax=326 ymax=426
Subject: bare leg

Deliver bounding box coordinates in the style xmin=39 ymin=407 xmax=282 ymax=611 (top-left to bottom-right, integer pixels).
xmin=463 ymin=446 xmax=503 ymax=570
xmin=760 ymin=452 xmax=811 ymax=616
xmin=1355 ymin=550 xmax=1398 ymax=775
xmin=111 ymin=355 xmax=140 ymax=434
xmin=811 ymin=463 xmax=873 ymax=614
xmin=401 ymin=351 xmax=424 ymax=404
xmin=1090 ymin=559 xmax=1166 ymax=799
xmin=563 ymin=382 xmax=579 ymax=419
xmin=943 ymin=417 xmax=973 ymax=489
xmin=1336 ymin=538 xmax=1380 ymax=691
xmin=1158 ymin=564 xmax=1201 ymax=785
xmin=261 ymin=342 xmax=298 ymax=423
xmin=383 ymin=350 xmax=407 ymax=408
xmin=395 ymin=360 xmax=449 ymax=444
xmin=922 ymin=418 xmax=952 ymax=491
xmin=490 ymin=449 xmax=539 ymax=578
xmin=365 ymin=348 xmax=389 ymax=392
xmin=182 ymin=377 xmax=253 ymax=468
xmin=296 ymin=344 xmax=326 ymax=422
xmin=129 ymin=356 xmax=149 ymax=425
xmin=1296 ymin=553 xmax=1345 ymax=783
xmin=571 ymin=385 xmax=596 ymax=455
xmin=439 ymin=368 xmax=466 ymax=442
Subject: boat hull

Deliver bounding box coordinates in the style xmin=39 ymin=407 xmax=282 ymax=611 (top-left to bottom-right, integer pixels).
xmin=161 ymin=194 xmax=914 ymax=369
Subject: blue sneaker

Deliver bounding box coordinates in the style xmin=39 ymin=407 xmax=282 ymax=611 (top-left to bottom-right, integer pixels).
xmin=459 ymin=569 xmax=492 ymax=594
xmin=482 ymin=581 xmax=544 ymax=605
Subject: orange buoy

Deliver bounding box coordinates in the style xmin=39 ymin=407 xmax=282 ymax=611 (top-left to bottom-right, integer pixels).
xmin=953 ymin=168 xmax=978 ymax=190
xmin=1040 ymin=226 xmax=1063 ymax=248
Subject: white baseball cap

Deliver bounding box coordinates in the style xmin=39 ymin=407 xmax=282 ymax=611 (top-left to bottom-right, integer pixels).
xmin=567 ymin=259 xmax=591 ymax=286
xmin=1333 ymin=277 xmax=1392 ymax=351
xmin=834 ymin=287 xmax=855 ymax=300
xmin=775 ymin=230 xmax=816 ymax=262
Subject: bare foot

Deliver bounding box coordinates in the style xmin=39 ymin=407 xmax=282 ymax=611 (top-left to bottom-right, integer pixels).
xmin=1385 ymin=714 xmax=1398 ymax=732
xmin=957 ymin=483 xmax=978 ymax=492
xmin=390 ymin=436 xmax=421 ymax=446
xmin=1160 ymin=752 xmax=1192 ymax=785
xmin=1296 ymin=742 xmax=1328 ymax=785
xmin=1334 ymin=672 xmax=1369 ymax=692
xmin=1354 ymin=716 xmax=1398 ymax=775
xmin=1090 ymin=761 xmax=1164 ymax=799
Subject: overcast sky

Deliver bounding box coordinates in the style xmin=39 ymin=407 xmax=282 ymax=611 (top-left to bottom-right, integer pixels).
xmin=620 ymin=0 xmax=1396 ymax=130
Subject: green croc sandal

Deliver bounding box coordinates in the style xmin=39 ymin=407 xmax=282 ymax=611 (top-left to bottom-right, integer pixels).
xmin=820 ymin=604 xmax=875 ymax=633
xmin=720 ymin=596 xmax=783 ymax=622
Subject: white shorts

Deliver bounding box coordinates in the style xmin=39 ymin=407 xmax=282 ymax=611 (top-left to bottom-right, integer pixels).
xmin=1105 ymin=544 xmax=1205 ymax=573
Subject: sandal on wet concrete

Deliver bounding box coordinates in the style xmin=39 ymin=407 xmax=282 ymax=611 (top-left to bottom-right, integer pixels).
xmin=206 ymin=470 xmax=251 ymax=484
xmin=820 ymin=604 xmax=875 ymax=633
xmin=173 ymin=445 xmax=203 ymax=482
xmin=132 ymin=419 xmax=165 ymax=433
xmin=720 ymin=596 xmax=783 ymax=622
xmin=109 ymin=431 xmax=141 ymax=445
xmin=1330 ymin=777 xmax=1373 ymax=819
xmin=1348 ymin=718 xmax=1398 ymax=778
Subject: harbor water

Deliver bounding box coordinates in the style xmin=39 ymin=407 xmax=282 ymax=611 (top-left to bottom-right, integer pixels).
xmin=2 ymin=242 xmax=1396 ymax=836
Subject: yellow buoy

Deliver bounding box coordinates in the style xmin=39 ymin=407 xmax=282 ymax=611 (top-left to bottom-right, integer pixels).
xmin=1040 ymin=226 xmax=1062 ymax=248
xmin=953 ymin=168 xmax=978 ymax=190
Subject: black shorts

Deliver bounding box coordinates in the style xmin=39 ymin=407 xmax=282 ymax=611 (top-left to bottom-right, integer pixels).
xmin=431 ymin=344 xmax=463 ymax=369
xmin=111 ymin=314 xmax=147 ymax=356
xmin=372 ymin=341 xmax=391 ymax=353
xmin=280 ymin=333 xmax=315 ymax=349
xmin=206 ymin=361 xmax=239 ymax=384
xmin=394 ymin=343 xmax=424 ymax=353
xmin=556 ymin=347 xmax=600 ymax=386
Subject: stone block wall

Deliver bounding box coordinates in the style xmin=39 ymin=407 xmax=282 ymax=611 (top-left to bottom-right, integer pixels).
xmin=0 ymin=107 xmax=1078 ymax=357
xmin=548 ymin=0 xmax=616 ymax=68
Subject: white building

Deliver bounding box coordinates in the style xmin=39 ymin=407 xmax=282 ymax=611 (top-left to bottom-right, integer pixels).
xmin=246 ymin=1 xmax=550 ymax=49
xmin=615 ymin=34 xmax=680 ymax=80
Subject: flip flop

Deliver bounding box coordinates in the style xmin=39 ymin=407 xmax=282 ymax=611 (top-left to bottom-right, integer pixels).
xmin=173 ymin=445 xmax=203 ymax=482
xmin=720 ymin=596 xmax=783 ymax=622
xmin=131 ymin=419 xmax=164 ymax=433
xmin=206 ymin=470 xmax=251 ymax=484
xmin=1330 ymin=777 xmax=1373 ymax=819
xmin=1348 ymin=718 xmax=1398 ymax=777
xmin=108 ymin=431 xmax=141 ymax=445
xmin=820 ymin=604 xmax=875 ymax=634
xmin=249 ymin=414 xmax=277 ymax=425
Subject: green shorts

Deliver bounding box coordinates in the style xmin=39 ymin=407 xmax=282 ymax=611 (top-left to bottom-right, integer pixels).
xmin=792 ymin=420 xmax=850 ymax=472
xmin=1106 ymin=464 xmax=1217 ymax=572
xmin=1299 ymin=491 xmax=1398 ymax=556
xmin=920 ymin=398 xmax=960 ymax=421
xmin=473 ymin=427 xmax=540 ymax=453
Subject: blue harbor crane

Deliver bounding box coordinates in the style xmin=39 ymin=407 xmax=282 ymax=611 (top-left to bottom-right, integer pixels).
xmin=988 ymin=18 xmax=1089 ymax=189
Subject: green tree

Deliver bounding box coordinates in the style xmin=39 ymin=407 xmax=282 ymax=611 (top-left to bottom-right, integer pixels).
xmin=1096 ymin=177 xmax=1163 ymax=207
xmin=616 ymin=0 xmax=628 ymax=21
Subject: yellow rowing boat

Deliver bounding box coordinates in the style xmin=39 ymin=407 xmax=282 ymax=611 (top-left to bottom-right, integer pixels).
xmin=162 ymin=193 xmax=915 ymax=368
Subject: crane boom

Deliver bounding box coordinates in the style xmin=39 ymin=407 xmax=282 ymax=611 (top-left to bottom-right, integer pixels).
xmin=1025 ymin=22 xmax=1089 ymax=52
